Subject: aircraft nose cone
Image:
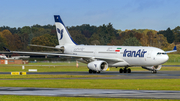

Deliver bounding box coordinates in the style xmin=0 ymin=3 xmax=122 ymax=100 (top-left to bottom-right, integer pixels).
xmin=164 ymin=55 xmax=169 ymax=63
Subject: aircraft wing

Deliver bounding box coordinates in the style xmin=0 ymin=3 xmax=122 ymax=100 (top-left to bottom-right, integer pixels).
xmin=165 ymin=46 xmax=177 ymax=53
xmin=3 ymin=47 xmax=124 ymax=62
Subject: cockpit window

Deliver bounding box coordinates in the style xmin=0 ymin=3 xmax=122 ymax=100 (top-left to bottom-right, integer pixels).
xmin=157 ymin=52 xmax=167 ymax=55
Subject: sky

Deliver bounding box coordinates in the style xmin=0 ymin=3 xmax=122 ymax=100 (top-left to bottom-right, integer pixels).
xmin=0 ymin=0 xmax=180 ymax=31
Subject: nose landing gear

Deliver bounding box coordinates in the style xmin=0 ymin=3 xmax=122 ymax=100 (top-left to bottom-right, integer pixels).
xmin=152 ymin=69 xmax=157 ymax=74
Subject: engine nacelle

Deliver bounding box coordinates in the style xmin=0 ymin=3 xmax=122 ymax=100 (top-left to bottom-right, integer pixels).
xmin=87 ymin=60 xmax=108 ymax=72
xmin=142 ymin=65 xmax=162 ymax=71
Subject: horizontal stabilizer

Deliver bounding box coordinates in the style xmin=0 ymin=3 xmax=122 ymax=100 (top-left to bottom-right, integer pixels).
xmin=3 ymin=47 xmax=10 ymax=52
xmin=29 ymin=44 xmax=64 ymax=50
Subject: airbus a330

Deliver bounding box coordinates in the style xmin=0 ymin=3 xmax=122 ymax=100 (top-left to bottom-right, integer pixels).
xmin=4 ymin=15 xmax=177 ymax=74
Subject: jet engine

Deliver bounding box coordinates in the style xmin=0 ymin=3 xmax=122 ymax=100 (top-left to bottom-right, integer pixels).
xmin=142 ymin=65 xmax=162 ymax=73
xmin=87 ymin=60 xmax=108 ymax=72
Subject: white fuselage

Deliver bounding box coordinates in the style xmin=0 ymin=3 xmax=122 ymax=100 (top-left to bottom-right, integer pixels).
xmin=62 ymin=45 xmax=169 ymax=67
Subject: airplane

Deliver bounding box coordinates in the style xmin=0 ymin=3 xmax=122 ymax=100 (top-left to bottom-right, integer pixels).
xmin=0 ymin=54 xmax=30 ymax=59
xmin=0 ymin=54 xmax=8 ymax=59
xmin=3 ymin=15 xmax=177 ymax=74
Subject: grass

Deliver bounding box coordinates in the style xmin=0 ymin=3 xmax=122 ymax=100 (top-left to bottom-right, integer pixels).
xmin=0 ymin=74 xmax=112 ymax=79
xmin=0 ymin=95 xmax=179 ymax=101
xmin=160 ymin=67 xmax=180 ymax=71
xmin=164 ymin=54 xmax=180 ymax=65
xmin=163 ymin=62 xmax=180 ymax=65
xmin=0 ymin=66 xmax=88 ymax=72
xmin=0 ymin=79 xmax=180 ymax=91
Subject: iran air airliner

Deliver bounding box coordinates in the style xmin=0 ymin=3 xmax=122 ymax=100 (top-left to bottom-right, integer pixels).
xmin=4 ymin=15 xmax=177 ymax=74
xmin=0 ymin=54 xmax=29 ymax=59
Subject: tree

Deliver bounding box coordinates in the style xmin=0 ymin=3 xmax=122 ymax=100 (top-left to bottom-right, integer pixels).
xmin=147 ymin=31 xmax=155 ymax=46
xmin=90 ymin=40 xmax=100 ymax=45
xmin=173 ymin=26 xmax=180 ymax=44
xmin=19 ymin=33 xmax=29 ymax=50
xmin=69 ymin=30 xmax=88 ymax=45
xmin=13 ymin=34 xmax=23 ymax=50
xmin=89 ymin=33 xmax=100 ymax=45
xmin=118 ymin=30 xmax=137 ymax=45
xmin=108 ymin=39 xmax=121 ymax=45
xmin=30 ymin=34 xmax=58 ymax=51
xmin=122 ymin=37 xmax=141 ymax=46
xmin=156 ymin=34 xmax=169 ymax=49
xmin=20 ymin=26 xmax=31 ymax=34
xmin=96 ymin=23 xmax=117 ymax=45
xmin=0 ymin=30 xmax=14 ymax=49
xmin=68 ymin=24 xmax=97 ymax=38
xmin=158 ymin=28 xmax=174 ymax=43
xmin=0 ymin=35 xmax=5 ymax=50
xmin=140 ymin=34 xmax=148 ymax=46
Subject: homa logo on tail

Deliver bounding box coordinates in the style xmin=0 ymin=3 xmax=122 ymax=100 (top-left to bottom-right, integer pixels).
xmin=57 ymin=28 xmax=63 ymax=40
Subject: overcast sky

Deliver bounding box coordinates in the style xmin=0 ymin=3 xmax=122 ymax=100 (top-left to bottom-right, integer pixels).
xmin=0 ymin=0 xmax=180 ymax=31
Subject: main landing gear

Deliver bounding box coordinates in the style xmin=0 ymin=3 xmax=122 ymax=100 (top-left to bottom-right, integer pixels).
xmin=89 ymin=69 xmax=100 ymax=74
xmin=119 ymin=67 xmax=131 ymax=73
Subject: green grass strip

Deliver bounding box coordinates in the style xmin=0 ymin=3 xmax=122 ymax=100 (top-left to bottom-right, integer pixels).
xmin=0 ymin=95 xmax=179 ymax=101
xmin=0 ymin=74 xmax=112 ymax=79
xmin=0 ymin=79 xmax=180 ymax=91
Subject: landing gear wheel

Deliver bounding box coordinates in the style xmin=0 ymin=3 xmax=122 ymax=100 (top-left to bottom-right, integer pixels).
xmin=89 ymin=69 xmax=92 ymax=74
xmin=93 ymin=70 xmax=97 ymax=73
xmin=127 ymin=68 xmax=131 ymax=73
xmin=124 ymin=68 xmax=127 ymax=73
xmin=119 ymin=68 xmax=123 ymax=73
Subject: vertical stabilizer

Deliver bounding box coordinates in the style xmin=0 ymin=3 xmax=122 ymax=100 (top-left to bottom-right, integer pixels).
xmin=54 ymin=15 xmax=76 ymax=46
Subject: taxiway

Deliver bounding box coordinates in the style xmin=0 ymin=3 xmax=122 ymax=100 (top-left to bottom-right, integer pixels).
xmin=0 ymin=87 xmax=180 ymax=99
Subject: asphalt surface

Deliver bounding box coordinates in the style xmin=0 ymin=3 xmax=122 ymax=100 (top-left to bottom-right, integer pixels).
xmin=0 ymin=71 xmax=180 ymax=79
xmin=0 ymin=87 xmax=180 ymax=99
xmin=25 ymin=71 xmax=180 ymax=79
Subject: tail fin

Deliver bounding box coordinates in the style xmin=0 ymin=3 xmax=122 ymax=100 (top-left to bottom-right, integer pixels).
xmin=54 ymin=15 xmax=76 ymax=46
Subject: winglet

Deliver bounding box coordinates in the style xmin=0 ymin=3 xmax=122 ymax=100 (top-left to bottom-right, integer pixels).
xmin=3 ymin=47 xmax=11 ymax=52
xmin=165 ymin=46 xmax=177 ymax=53
xmin=173 ymin=46 xmax=177 ymax=51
